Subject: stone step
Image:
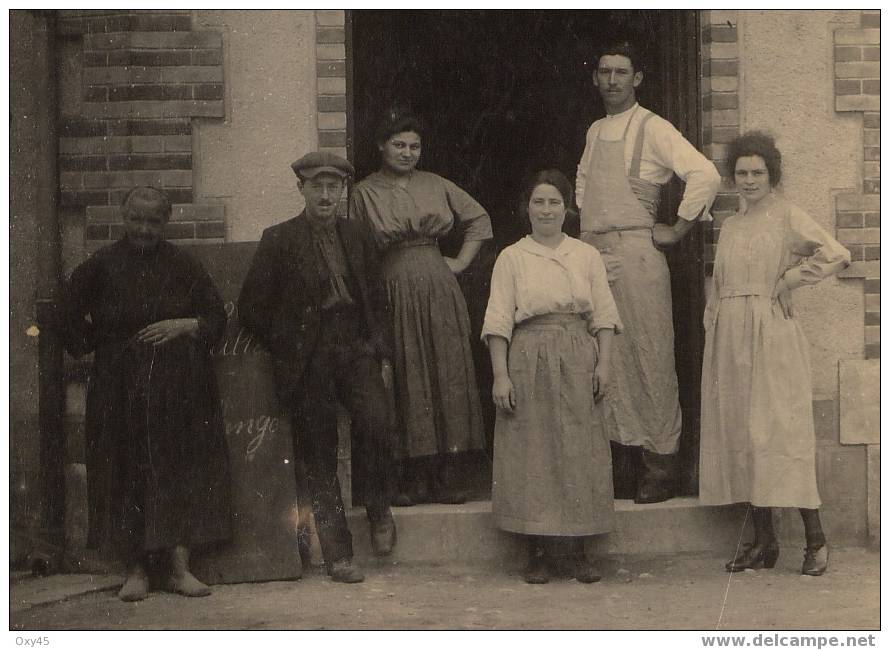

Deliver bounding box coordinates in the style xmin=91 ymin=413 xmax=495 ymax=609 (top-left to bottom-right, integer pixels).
xmin=346 ymin=498 xmax=748 ymax=568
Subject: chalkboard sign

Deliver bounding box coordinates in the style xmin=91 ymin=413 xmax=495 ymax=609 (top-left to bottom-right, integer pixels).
xmin=188 ymin=242 xmax=303 ymax=584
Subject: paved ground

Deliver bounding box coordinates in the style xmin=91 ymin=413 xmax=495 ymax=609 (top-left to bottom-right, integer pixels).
xmin=10 ymin=548 xmax=879 ymax=631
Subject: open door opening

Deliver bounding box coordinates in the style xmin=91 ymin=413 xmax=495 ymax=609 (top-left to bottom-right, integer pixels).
xmin=351 ymin=9 xmax=704 ymax=497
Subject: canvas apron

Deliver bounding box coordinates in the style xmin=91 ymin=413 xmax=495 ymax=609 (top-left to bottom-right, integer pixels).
xmin=580 ymin=108 xmax=682 ymax=455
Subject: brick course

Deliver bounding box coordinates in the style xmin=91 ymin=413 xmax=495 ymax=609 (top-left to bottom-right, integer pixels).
xmin=830 ymin=15 xmax=881 ymax=357
xmin=315 ymin=10 xmax=349 ymax=217
xmin=699 ymin=10 xmax=740 ymax=275
xmin=57 ymin=10 xmax=227 ymax=245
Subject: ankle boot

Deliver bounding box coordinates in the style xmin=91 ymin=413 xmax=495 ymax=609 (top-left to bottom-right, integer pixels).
xmin=568 ymin=538 xmax=601 ymax=583
xmin=167 ymin=546 xmax=211 ymax=597
xmin=523 ymin=539 xmax=550 ymax=584
xmin=635 ymin=449 xmax=676 ymax=504
xmin=431 ymin=455 xmax=467 ymax=504
xmin=610 ymin=442 xmax=639 ymax=500
xmin=725 ymin=540 xmax=780 ymax=572
xmin=802 ymin=543 xmax=829 ymax=576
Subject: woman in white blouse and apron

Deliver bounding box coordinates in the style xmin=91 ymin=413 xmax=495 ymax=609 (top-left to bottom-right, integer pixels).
xmin=482 ymin=170 xmax=622 ymax=584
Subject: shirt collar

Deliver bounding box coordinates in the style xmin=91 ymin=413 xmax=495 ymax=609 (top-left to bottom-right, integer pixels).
xmin=605 ymin=102 xmax=640 ymax=120
xmin=517 ymin=234 xmax=571 ymax=258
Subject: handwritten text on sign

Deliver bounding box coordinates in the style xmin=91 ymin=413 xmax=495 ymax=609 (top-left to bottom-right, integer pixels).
xmin=213 ymin=301 xmax=282 ymax=462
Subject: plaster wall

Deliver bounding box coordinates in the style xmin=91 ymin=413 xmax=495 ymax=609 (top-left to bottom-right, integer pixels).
xmin=10 ymin=9 xmax=54 ymax=559
xmin=194 ymin=10 xmax=317 ymax=242
xmin=738 ymin=10 xmax=864 ymax=397
xmin=10 ymin=11 xmax=44 ymax=423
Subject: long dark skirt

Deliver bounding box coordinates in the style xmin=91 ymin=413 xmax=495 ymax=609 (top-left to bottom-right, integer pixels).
xmin=382 ymin=241 xmax=486 ymax=459
xmin=85 ymin=337 xmax=231 ymax=560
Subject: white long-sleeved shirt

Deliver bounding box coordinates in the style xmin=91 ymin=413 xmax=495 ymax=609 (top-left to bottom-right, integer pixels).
xmin=575 ymin=103 xmax=721 ymax=222
xmin=481 ymin=235 xmax=623 ymax=344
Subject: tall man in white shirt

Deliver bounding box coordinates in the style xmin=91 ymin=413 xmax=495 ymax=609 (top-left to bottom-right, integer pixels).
xmin=576 ymin=39 xmax=721 ymax=504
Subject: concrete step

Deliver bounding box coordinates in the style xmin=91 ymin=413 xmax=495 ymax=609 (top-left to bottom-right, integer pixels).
xmin=346 ymin=498 xmax=748 ymax=568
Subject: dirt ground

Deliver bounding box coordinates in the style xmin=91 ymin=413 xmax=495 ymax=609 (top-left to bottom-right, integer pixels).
xmin=10 ymin=548 xmax=879 ymax=631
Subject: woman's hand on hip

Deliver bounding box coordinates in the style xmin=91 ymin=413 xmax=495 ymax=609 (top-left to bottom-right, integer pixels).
xmin=593 ymin=365 xmax=610 ymax=403
xmin=443 ymin=256 xmax=467 ymax=274
xmin=492 ymin=375 xmax=516 ymax=413
xmin=137 ymin=318 xmax=199 ymax=346
xmin=772 ymin=276 xmax=793 ymax=318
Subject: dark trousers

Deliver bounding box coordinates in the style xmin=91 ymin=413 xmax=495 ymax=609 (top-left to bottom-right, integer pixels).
xmin=291 ymin=312 xmax=394 ymax=567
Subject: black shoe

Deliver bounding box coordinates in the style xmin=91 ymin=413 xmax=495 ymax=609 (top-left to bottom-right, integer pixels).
xmin=610 ymin=442 xmax=640 ymax=499
xmin=329 ymin=558 xmax=365 ymax=583
xmin=390 ymin=484 xmax=430 ymax=507
xmin=634 ymin=449 xmax=676 ymax=504
xmin=430 ymin=489 xmax=468 ymax=505
xmin=634 ymin=478 xmax=675 ymax=504
xmin=572 ymin=560 xmax=602 ymax=584
xmin=725 ymin=541 xmax=780 ymax=572
xmin=391 ymin=492 xmax=414 ymax=507
xmin=370 ymin=510 xmax=397 ymax=557
xmin=523 ymin=555 xmax=550 ymax=584
xmin=801 ymin=544 xmax=829 ymax=576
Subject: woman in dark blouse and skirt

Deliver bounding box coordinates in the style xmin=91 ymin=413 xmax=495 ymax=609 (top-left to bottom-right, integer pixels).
xmin=350 ymin=111 xmax=492 ymax=505
xmin=61 ymin=187 xmax=231 ymax=601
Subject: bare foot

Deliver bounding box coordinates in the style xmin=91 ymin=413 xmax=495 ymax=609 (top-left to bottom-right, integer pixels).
xmin=167 ymin=571 xmax=211 ymax=597
xmin=118 ymin=565 xmax=149 ymax=602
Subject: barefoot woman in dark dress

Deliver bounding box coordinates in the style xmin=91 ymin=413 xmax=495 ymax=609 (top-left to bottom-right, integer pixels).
xmin=61 ymin=187 xmax=231 ymax=601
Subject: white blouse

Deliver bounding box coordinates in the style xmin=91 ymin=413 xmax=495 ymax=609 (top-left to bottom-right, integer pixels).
xmin=575 ymin=103 xmax=721 ymax=222
xmin=482 ymin=235 xmax=623 ymax=343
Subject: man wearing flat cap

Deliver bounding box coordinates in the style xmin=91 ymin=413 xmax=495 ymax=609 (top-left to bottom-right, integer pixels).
xmin=239 ymin=151 xmax=396 ymax=583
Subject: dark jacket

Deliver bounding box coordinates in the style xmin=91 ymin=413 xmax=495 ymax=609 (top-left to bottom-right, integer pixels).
xmin=237 ymin=211 xmax=391 ymax=407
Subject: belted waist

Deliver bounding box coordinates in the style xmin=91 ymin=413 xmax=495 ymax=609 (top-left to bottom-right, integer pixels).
xmin=582 ymin=225 xmax=653 ymax=235
xmin=719 ymin=284 xmax=773 ymax=299
xmin=393 ymin=236 xmax=437 ymax=249
xmin=515 ymin=313 xmax=586 ymax=332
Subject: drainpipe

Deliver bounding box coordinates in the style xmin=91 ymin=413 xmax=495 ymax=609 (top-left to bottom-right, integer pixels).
xmin=32 ymin=9 xmax=65 ymax=574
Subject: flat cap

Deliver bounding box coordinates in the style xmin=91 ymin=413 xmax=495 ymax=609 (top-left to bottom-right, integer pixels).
xmin=291 ymin=151 xmax=355 ymax=179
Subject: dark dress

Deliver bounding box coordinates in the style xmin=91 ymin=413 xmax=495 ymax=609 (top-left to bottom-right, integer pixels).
xmin=350 ymin=171 xmax=491 ymax=459
xmin=62 ymin=239 xmax=232 ymax=560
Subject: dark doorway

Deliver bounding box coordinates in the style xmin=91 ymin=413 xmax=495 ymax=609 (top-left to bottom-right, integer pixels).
xmin=350 ymin=10 xmax=704 ymax=496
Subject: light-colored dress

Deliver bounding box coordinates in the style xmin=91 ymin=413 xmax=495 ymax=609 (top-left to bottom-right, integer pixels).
xmin=482 ymin=235 xmax=622 ymax=535
xmin=350 ymin=170 xmax=492 ymax=459
xmin=699 ymin=196 xmax=850 ymax=508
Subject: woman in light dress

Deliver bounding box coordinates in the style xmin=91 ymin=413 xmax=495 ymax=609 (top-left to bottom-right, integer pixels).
xmin=482 ymin=170 xmax=621 ymax=584
xmin=699 ymin=132 xmax=850 ymax=576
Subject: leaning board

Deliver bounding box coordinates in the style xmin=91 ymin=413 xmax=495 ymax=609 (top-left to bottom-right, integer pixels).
xmin=188 ymin=242 xmax=302 ymax=584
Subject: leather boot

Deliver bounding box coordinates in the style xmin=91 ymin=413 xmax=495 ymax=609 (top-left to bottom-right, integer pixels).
xmin=431 ymin=455 xmax=468 ymax=504
xmin=370 ymin=508 xmax=397 ymax=557
xmin=523 ymin=539 xmax=549 ymax=584
xmin=610 ymin=442 xmax=640 ymax=500
xmin=329 ymin=558 xmax=365 ymax=583
xmin=166 ymin=546 xmax=211 ymax=597
xmin=725 ymin=540 xmax=780 ymax=572
xmin=635 ymin=449 xmax=676 ymax=504
xmin=568 ymin=538 xmax=601 ymax=583
xmin=802 ymin=543 xmax=829 ymax=576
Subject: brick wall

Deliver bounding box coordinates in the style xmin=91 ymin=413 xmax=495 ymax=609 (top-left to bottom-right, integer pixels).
xmin=699 ymin=10 xmax=741 ymax=276
xmin=834 ymin=11 xmax=880 ymax=360
xmin=57 ymin=10 xmax=226 ymax=252
xmin=315 ymin=10 xmax=349 ymax=217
